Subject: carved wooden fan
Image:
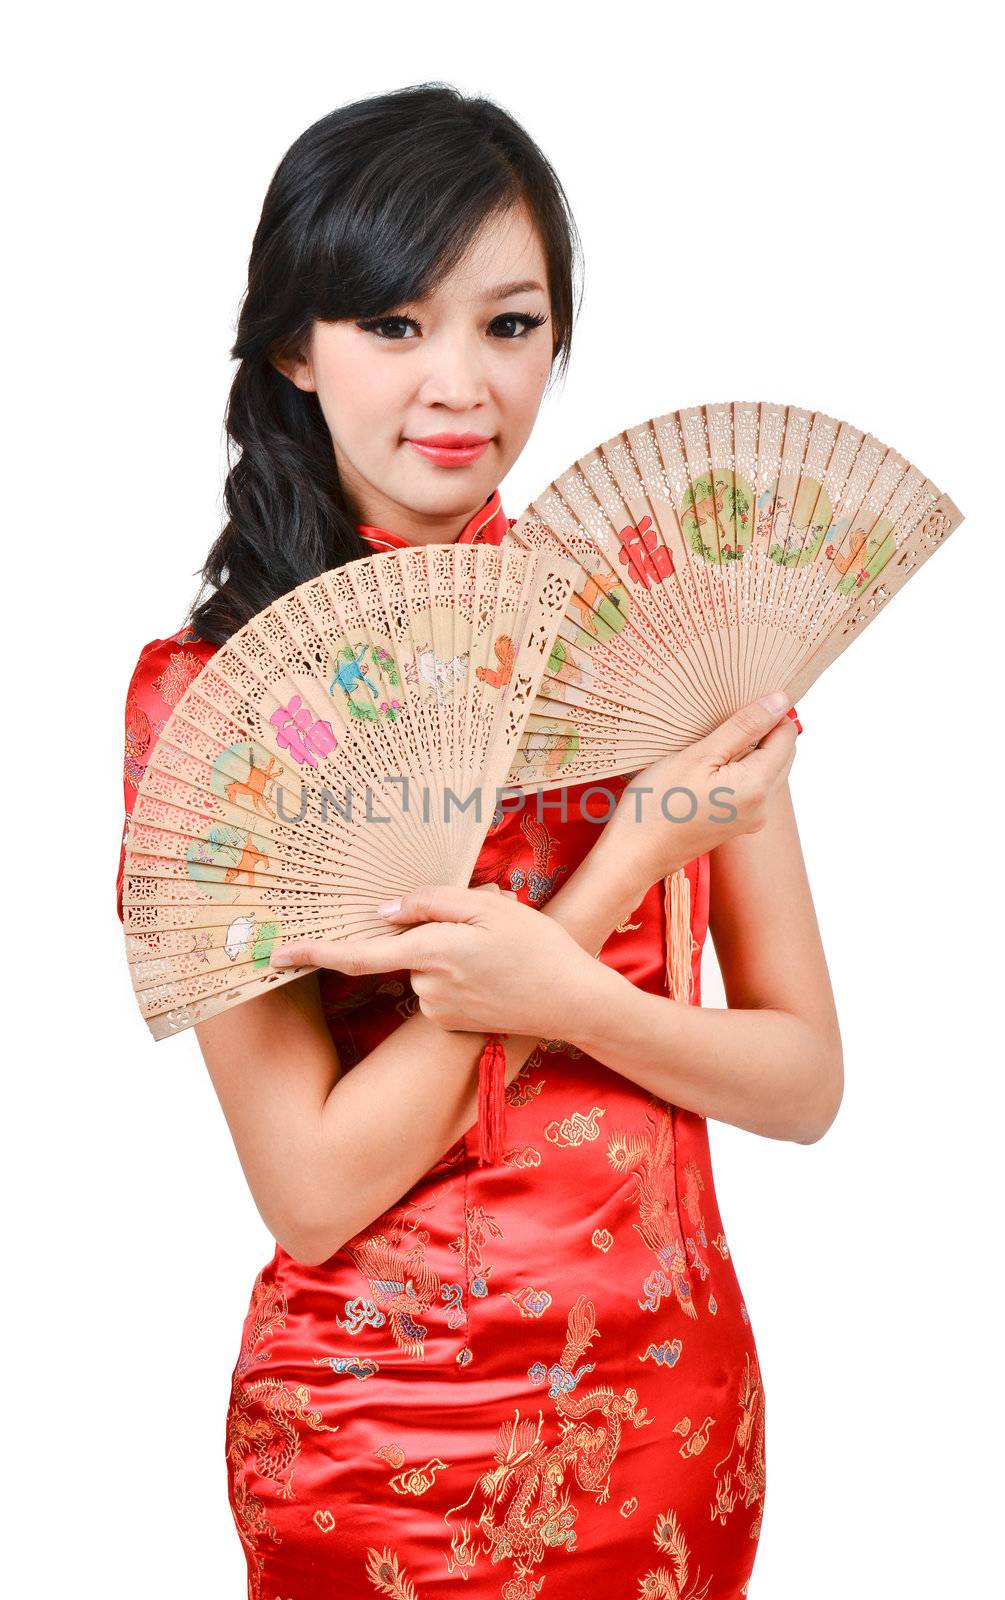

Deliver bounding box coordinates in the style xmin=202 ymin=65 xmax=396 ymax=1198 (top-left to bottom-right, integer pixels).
xmin=502 ymin=399 xmax=963 ymax=790
xmin=120 ymin=541 xmax=580 ymax=1161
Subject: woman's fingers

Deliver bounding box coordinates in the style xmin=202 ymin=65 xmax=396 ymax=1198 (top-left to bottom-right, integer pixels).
xmin=700 ymin=691 xmax=794 ymax=765
xmin=270 ymin=925 xmax=442 ymax=977
xmin=379 ymin=884 xmax=507 ymax=925
xmin=731 ymin=714 xmax=798 ymax=787
xmin=269 ymin=884 xmax=505 ymax=976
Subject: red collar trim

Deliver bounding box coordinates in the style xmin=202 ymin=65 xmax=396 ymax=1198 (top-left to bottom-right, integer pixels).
xmin=356 ymin=487 xmax=510 ymax=552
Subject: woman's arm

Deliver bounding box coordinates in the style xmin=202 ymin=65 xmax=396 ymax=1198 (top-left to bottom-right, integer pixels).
xmin=194 ymin=863 xmax=649 ymax=1266
xmin=223 ymin=692 xmax=810 ymax=1260
xmin=120 ymin=634 xmax=640 ymax=1264
xmin=563 ymin=778 xmax=844 ymax=1144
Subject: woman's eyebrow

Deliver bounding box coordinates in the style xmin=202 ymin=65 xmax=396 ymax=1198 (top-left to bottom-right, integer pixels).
xmin=481 ymin=279 xmax=545 ymax=299
xmin=401 ymin=278 xmax=546 ymax=308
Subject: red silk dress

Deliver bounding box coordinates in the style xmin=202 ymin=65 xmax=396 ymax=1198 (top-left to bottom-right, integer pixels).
xmin=117 ymin=488 xmax=802 ymax=1599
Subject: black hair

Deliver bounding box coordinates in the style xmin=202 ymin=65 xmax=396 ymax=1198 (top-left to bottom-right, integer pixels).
xmin=187 ymin=81 xmax=583 ymax=645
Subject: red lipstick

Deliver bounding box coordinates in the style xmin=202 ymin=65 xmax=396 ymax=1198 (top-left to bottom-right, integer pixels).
xmin=406 ymin=431 xmax=492 ymax=467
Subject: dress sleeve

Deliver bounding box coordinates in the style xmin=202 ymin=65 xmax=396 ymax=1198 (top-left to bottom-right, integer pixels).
xmin=116 ymin=629 xmax=218 ymax=923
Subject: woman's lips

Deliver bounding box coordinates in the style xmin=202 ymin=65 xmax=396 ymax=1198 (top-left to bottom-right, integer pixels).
xmin=406 ymin=439 xmax=491 ymax=467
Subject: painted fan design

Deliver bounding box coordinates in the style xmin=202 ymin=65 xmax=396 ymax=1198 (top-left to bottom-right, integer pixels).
xmin=502 ymin=399 xmax=963 ymax=790
xmin=120 ymin=543 xmax=578 ymax=1068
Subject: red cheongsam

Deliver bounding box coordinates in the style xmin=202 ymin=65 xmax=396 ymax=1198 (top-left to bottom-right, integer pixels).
xmin=116 ymin=487 xmax=802 ymax=1598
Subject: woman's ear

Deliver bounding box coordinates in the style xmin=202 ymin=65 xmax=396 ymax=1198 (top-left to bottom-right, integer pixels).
xmin=271 ymin=350 xmax=316 ymax=392
xmin=270 ymin=335 xmax=316 ymax=392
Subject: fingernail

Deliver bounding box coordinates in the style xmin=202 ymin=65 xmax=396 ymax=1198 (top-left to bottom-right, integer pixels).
xmin=271 ymin=950 xmax=296 ymax=967
xmin=758 ymin=690 xmax=789 ymax=714
xmin=377 ymin=898 xmax=401 ymax=916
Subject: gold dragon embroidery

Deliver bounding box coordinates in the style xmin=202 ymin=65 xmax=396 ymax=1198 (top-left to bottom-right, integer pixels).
xmin=608 ymin=1101 xmax=696 ymax=1323
xmin=442 ymin=1294 xmax=653 ymax=1587
xmin=225 ymin=1272 xmax=338 ymax=1600
xmin=710 ymin=1351 xmax=766 ymax=1539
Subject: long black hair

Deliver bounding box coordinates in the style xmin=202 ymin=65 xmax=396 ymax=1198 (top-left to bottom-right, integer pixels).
xmin=188 ymin=82 xmax=583 ymax=646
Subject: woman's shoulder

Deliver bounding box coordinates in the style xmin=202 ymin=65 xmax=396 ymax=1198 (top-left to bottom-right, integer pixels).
xmin=126 ymin=624 xmax=217 ymax=690
xmin=122 ymin=625 xmax=217 ymax=796
xmin=117 ymin=624 xmax=219 ymax=920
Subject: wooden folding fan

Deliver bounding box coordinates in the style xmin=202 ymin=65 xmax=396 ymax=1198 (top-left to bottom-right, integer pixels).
xmin=120 ymin=543 xmax=580 ymax=1156
xmin=502 ymin=399 xmax=963 ymax=790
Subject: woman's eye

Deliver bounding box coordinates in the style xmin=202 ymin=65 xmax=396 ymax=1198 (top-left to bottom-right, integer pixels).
xmin=356 ymin=312 xmax=547 ymax=341
xmin=489 ymin=312 xmax=548 ymax=338
xmin=356 ymin=316 xmax=417 ymax=340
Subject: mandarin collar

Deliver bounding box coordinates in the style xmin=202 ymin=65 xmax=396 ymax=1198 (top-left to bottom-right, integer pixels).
xmin=356 ymin=487 xmax=510 ymax=552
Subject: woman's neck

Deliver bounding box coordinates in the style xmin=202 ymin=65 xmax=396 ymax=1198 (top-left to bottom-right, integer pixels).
xmin=356 ymin=488 xmax=509 ymax=550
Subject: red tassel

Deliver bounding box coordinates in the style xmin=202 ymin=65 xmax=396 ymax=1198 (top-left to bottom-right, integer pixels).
xmin=476 ymin=1032 xmax=508 ymax=1167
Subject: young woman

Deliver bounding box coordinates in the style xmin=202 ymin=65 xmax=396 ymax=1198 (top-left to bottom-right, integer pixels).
xmin=117 ymin=84 xmax=841 ymax=1599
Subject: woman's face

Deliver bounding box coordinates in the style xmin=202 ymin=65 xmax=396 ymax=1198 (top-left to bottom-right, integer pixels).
xmin=277 ymin=202 xmax=554 ymax=543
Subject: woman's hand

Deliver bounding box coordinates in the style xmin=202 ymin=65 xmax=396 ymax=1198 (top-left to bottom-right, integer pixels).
xmin=270 ymin=883 xmax=593 ymax=1042
xmin=592 ymin=690 xmax=799 ymax=894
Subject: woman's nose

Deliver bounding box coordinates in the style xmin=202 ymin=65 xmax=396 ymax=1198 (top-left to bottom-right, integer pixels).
xmin=418 ymin=337 xmax=490 ymax=408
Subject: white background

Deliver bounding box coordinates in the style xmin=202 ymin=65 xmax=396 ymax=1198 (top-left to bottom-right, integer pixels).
xmin=7 ymin=1 xmax=1000 ymax=1593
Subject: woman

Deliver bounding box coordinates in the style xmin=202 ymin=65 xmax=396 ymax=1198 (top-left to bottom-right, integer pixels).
xmin=117 ymin=84 xmax=841 ymax=1598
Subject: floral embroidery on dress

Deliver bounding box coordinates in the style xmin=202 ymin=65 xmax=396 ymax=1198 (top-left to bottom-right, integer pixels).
xmin=634 ymin=1506 xmax=715 ymax=1598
